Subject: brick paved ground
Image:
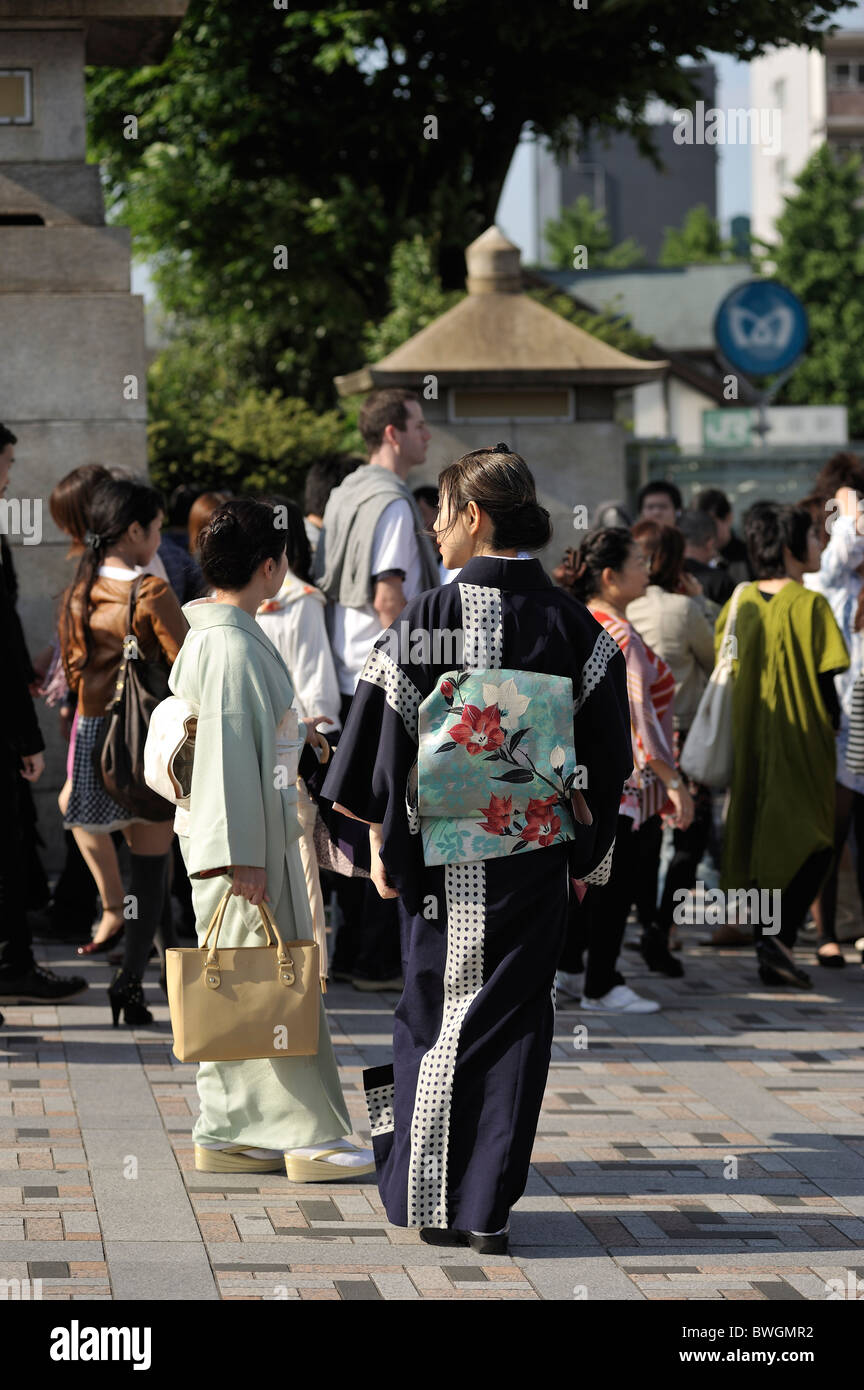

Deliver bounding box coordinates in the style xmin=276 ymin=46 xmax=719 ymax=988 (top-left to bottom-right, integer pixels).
xmin=2 ymin=919 xmax=863 ymax=1302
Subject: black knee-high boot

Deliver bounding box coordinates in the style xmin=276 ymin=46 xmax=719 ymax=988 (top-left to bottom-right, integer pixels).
xmin=108 ymin=851 xmax=170 ymax=1027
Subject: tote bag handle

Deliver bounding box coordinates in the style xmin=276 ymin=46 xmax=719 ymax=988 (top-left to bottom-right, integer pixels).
xmin=200 ymin=888 xmax=296 ymax=988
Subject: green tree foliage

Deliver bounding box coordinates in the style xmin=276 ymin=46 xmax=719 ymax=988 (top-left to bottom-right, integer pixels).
xmin=362 ymin=237 xmax=463 ymax=360
xmin=87 ymin=0 xmax=851 ymax=406
xmin=658 ymin=204 xmax=737 ymax=265
xmin=147 ymin=334 xmax=348 ymax=498
xmin=758 ymin=145 xmax=864 ymax=435
xmin=544 ymin=196 xmax=647 ymax=270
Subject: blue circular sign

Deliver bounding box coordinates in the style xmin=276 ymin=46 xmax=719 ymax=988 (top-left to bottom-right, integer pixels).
xmin=714 ymin=279 xmax=808 ymax=377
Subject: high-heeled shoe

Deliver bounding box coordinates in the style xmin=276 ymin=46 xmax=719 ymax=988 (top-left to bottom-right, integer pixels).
xmin=816 ymin=949 xmax=845 ymax=969
xmin=77 ymin=907 xmax=125 ymax=957
xmin=107 ymin=969 xmax=153 ymax=1027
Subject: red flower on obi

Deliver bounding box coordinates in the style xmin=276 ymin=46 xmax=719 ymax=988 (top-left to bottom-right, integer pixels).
xmin=520 ymin=794 xmax=562 ymax=848
xmin=440 ymin=678 xmax=454 ymax=699
xmin=448 ymin=704 xmax=506 ymax=755
xmin=476 ymin=792 xmax=512 ymax=835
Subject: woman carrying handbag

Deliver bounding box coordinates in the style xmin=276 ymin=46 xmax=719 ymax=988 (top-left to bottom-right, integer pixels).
xmin=168 ymin=498 xmax=373 ymax=1179
xmin=59 ymin=476 xmax=188 ymax=1026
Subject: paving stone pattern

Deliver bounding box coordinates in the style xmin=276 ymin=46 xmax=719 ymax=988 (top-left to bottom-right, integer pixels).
xmin=1 ymin=926 xmax=863 ymax=1301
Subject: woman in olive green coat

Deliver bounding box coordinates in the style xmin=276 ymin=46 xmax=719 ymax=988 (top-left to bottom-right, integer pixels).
xmin=720 ymin=502 xmax=848 ymax=990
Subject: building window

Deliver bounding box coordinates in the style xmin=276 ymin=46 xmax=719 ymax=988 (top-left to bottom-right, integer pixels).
xmin=0 ymin=69 xmax=32 ymax=124
xmin=828 ymin=59 xmax=864 ymax=89
xmin=773 ymin=78 xmax=786 ymax=108
xmin=776 ymin=157 xmax=787 ymax=186
xmin=448 ymin=388 xmax=573 ymax=423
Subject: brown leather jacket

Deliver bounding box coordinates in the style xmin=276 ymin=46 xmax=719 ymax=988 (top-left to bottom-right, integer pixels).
xmin=59 ymin=573 xmax=189 ymax=718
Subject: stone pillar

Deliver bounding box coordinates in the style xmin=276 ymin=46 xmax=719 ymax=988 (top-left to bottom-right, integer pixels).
xmin=0 ymin=4 xmax=185 ymax=871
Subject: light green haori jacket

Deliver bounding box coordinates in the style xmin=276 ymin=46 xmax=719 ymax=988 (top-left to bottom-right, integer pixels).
xmin=169 ymin=599 xmax=350 ymax=1150
xmin=719 ymin=581 xmax=849 ymax=895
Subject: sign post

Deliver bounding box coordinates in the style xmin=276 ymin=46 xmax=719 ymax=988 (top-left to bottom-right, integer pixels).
xmin=713 ymin=280 xmax=810 ymax=446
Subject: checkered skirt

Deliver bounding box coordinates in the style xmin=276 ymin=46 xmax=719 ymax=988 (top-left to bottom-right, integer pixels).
xmin=63 ymin=714 xmax=142 ymax=833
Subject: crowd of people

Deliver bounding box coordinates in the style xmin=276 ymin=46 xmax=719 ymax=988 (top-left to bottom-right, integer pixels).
xmin=1 ymin=399 xmax=862 ymax=1247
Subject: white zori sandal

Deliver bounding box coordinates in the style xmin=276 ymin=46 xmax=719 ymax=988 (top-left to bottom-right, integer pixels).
xmin=284 ymin=1138 xmax=376 ymax=1182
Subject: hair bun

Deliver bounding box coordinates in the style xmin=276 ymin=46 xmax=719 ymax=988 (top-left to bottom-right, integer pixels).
xmin=493 ymin=441 xmax=510 ymax=454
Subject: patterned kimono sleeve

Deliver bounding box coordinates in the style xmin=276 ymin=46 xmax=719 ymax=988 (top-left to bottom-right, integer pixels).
xmin=625 ymin=634 xmax=674 ymax=766
xmin=570 ymin=627 xmax=633 ymax=886
xmin=321 ymin=625 xmax=428 ymax=907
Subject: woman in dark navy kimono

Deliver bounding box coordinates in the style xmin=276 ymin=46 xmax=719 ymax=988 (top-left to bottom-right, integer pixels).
xmin=322 ymin=446 xmax=631 ymax=1252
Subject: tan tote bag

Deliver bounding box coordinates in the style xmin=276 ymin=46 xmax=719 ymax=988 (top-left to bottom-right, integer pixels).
xmin=166 ymin=889 xmax=320 ymax=1062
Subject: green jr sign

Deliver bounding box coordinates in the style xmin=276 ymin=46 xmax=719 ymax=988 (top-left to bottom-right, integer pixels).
xmin=702 ymin=409 xmax=755 ymax=449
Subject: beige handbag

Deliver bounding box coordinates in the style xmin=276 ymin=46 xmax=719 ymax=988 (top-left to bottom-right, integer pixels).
xmin=165 ymin=889 xmax=320 ymax=1062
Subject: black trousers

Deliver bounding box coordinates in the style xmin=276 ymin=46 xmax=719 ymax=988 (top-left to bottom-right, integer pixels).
xmin=0 ymin=748 xmax=36 ymax=977
xmin=330 ymin=691 xmax=401 ymax=981
xmin=815 ymin=784 xmax=864 ymax=944
xmin=560 ymin=813 xmax=662 ymax=1000
xmin=758 ymin=848 xmax=833 ymax=949
xmin=656 ymin=779 xmax=714 ymax=934
xmin=50 ymin=831 xmax=99 ymax=934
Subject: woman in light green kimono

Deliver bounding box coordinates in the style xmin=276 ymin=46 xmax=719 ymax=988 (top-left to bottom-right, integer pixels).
xmin=169 ymin=498 xmax=374 ymax=1180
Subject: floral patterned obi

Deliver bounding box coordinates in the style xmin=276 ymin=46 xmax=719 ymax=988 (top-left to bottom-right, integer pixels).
xmin=416 ymin=669 xmax=579 ymax=866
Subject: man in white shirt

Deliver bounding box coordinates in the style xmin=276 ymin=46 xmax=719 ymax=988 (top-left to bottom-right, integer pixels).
xmin=319 ymin=389 xmax=435 ymax=989
xmin=326 ymin=392 xmax=432 ymax=698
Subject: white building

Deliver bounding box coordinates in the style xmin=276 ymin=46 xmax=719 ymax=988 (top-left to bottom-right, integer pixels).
xmin=750 ymin=6 xmax=864 ymax=246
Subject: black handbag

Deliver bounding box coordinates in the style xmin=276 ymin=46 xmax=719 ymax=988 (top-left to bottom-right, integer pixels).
xmin=94 ymin=576 xmax=175 ymax=821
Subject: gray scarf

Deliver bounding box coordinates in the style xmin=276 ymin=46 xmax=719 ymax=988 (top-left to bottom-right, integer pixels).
xmin=313 ymin=465 xmax=440 ymax=606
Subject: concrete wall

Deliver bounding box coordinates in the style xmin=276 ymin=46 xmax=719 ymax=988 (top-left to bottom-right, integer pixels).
xmin=0 ymin=22 xmax=151 ymax=875
xmin=409 ymin=393 xmax=629 ymax=568
xmin=0 ymin=30 xmax=86 ymax=162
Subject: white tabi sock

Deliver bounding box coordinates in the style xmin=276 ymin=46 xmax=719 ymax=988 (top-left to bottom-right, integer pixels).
xmin=196 ymin=1143 xmax=283 ymax=1159
xmin=284 ymin=1137 xmax=373 ymax=1168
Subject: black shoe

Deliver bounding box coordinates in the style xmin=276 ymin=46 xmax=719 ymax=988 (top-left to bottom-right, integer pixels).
xmin=0 ymin=965 xmax=89 ymax=1003
xmin=816 ymin=949 xmax=846 ymax=969
xmin=419 ymin=1228 xmax=469 ymax=1247
xmin=467 ymin=1230 xmax=510 ymax=1255
xmin=756 ymin=940 xmax=812 ymax=990
xmin=107 ymin=970 xmax=153 ymax=1027
xmin=639 ymin=927 xmax=684 ymax=978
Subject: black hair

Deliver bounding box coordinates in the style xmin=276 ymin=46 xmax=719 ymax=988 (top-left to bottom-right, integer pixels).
xmin=167 ymin=483 xmax=201 ymax=530
xmin=63 ymin=476 xmax=164 ymax=674
xmin=260 ymin=495 xmax=312 ymax=584
xmin=694 ymin=486 xmax=732 ymax=521
xmin=437 ymin=443 xmax=552 ymax=551
xmin=744 ymin=501 xmax=813 ymax=579
xmin=0 ymin=423 xmax=18 ymax=450
xmin=637 ymin=479 xmax=682 ymax=513
xmin=413 ymin=485 xmax=440 ymax=509
xmin=304 ymin=454 xmax=363 ymax=518
xmin=812 ymin=451 xmax=864 ymax=500
xmin=197 ymin=498 xmax=287 ymax=591
xmin=570 ymin=527 xmax=636 ymax=603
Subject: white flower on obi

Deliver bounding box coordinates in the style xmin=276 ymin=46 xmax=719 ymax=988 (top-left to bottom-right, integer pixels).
xmin=481 ymin=677 xmax=530 ymax=719
xmin=550 ymin=745 xmax=566 ymax=773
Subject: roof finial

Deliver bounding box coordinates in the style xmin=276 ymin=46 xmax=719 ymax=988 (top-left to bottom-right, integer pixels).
xmin=465 ymin=226 xmax=522 ymax=295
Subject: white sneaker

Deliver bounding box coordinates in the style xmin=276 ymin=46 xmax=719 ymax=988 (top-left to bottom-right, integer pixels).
xmin=554 ymin=970 xmax=584 ymax=1001
xmin=579 ymin=984 xmax=661 ymax=1014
